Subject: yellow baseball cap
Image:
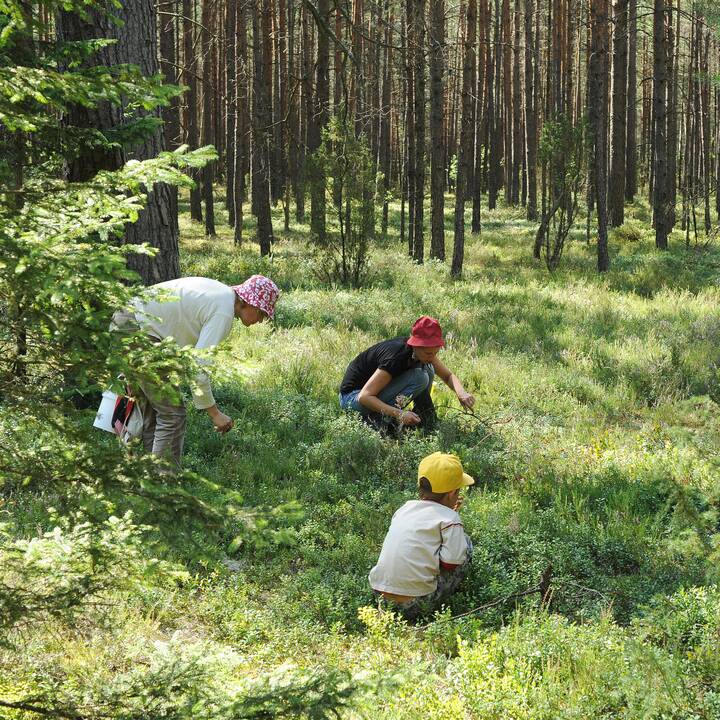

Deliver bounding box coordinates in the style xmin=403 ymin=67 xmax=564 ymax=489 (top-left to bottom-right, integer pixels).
xmin=418 ymin=452 xmax=475 ymax=493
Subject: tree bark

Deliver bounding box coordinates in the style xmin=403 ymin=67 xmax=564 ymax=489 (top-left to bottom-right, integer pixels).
xmin=57 ymin=1 xmax=180 ymax=285
xmin=501 ymin=0 xmax=512 ymax=203
xmin=412 ymin=0 xmax=426 ymax=263
xmin=625 ymin=0 xmax=637 ymax=201
xmin=429 ymin=0 xmax=446 ymax=260
xmin=609 ymin=0 xmax=628 ymax=226
xmin=471 ymin=0 xmax=489 ymax=232
xmin=309 ymin=0 xmax=330 ymax=242
xmin=183 ymin=0 xmax=203 ymax=222
xmin=234 ymin=2 xmax=248 ymax=245
xmin=589 ymin=0 xmax=610 ymax=271
xmin=298 ymin=1 xmax=312 ymax=222
xmin=488 ymin=0 xmax=501 ymax=209
xmin=226 ymin=0 xmax=237 ymax=227
xmin=405 ymin=0 xmax=416 ymax=256
xmin=252 ymin=0 xmax=274 ymax=254
xmin=201 ymin=0 xmax=216 ymax=236
xmin=159 ymin=0 xmax=181 ymax=150
xmin=665 ymin=0 xmax=678 ymax=232
xmin=524 ymin=0 xmax=538 ymax=220
xmin=511 ymin=0 xmax=522 ymax=205
xmin=452 ymin=0 xmax=477 ymax=277
xmin=652 ymin=0 xmax=669 ymax=249
xmin=379 ymin=1 xmax=393 ymax=237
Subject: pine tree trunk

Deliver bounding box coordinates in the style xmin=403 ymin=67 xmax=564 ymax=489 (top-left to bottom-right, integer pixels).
xmin=309 ymin=0 xmax=329 ymax=242
xmin=488 ymin=0 xmax=500 ymax=209
xmin=665 ymin=0 xmax=678 ymax=232
xmin=350 ymin=0 xmax=364 ymax=135
xmin=412 ymin=0 xmax=426 ymax=263
xmin=524 ymin=0 xmax=538 ymax=220
xmin=252 ymin=0 xmax=274 ymax=254
xmin=511 ymin=0 xmax=522 ymax=205
xmin=379 ymin=1 xmax=393 ymax=237
xmin=471 ymin=0 xmax=489 ymax=233
xmin=201 ymin=0 xmax=216 ymax=236
xmin=589 ymin=0 xmax=610 ymax=271
xmin=501 ymin=0 xmax=512 ymax=203
xmin=609 ymin=0 xmax=628 ymax=226
xmin=226 ymin=0 xmax=237 ymax=227
xmin=57 ymin=1 xmax=180 ymax=285
xmin=235 ymin=3 xmax=249 ymax=245
xmin=405 ymin=0 xmax=416 ymax=256
xmin=159 ymin=0 xmax=181 ymax=150
xmin=700 ymin=26 xmax=711 ymax=234
xmin=452 ymin=0 xmax=477 ymax=277
xmin=287 ymin=0 xmax=299 ymax=226
xmin=429 ymin=0 xmax=446 ymax=260
xmin=652 ymin=0 xmax=669 ymax=249
xmin=297 ymin=1 xmax=311 ymax=222
xmin=183 ymin=0 xmax=203 ymax=222
xmin=625 ymin=0 xmax=637 ymax=200
xmin=279 ymin=0 xmax=291 ymax=230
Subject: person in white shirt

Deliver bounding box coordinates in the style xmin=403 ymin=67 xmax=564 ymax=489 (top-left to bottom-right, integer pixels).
xmin=369 ymin=452 xmax=474 ymax=621
xmin=111 ymin=275 xmax=279 ymax=470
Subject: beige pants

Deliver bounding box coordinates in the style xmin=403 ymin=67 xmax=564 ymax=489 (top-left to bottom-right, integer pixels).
xmin=111 ymin=310 xmax=186 ymax=471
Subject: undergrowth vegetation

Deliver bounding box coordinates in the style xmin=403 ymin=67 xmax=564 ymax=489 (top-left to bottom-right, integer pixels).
xmin=5 ymin=195 xmax=720 ymax=718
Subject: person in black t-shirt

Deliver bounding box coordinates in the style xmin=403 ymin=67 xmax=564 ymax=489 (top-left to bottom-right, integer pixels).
xmin=339 ymin=316 xmax=475 ymax=431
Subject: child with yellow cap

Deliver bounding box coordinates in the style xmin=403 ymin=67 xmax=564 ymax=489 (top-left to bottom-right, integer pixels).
xmin=369 ymin=452 xmax=474 ymax=620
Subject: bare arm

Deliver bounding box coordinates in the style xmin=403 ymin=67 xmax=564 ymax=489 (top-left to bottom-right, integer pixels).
xmin=206 ymin=404 xmax=233 ymax=432
xmin=431 ymin=357 xmax=475 ymax=409
xmin=357 ymin=369 xmax=421 ymax=425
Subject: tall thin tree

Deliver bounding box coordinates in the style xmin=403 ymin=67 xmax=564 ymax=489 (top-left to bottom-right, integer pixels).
xmin=652 ymin=0 xmax=670 ymax=249
xmin=201 ymin=0 xmax=216 ymax=236
xmin=609 ymin=0 xmax=628 ymax=225
xmin=452 ymin=0 xmax=477 ymax=277
xmin=625 ymin=0 xmax=638 ymax=201
xmin=183 ymin=0 xmax=202 ymax=222
xmin=524 ymin=0 xmax=538 ymax=220
xmin=309 ymin=0 xmax=330 ymax=242
xmin=429 ymin=0 xmax=446 ymax=260
xmin=589 ymin=0 xmax=610 ymax=270
xmin=412 ymin=0 xmax=426 ymax=262
xmin=252 ymin=0 xmax=274 ymax=254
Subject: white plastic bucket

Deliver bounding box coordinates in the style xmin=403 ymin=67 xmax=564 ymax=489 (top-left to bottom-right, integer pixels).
xmin=94 ymin=390 xmax=117 ymax=433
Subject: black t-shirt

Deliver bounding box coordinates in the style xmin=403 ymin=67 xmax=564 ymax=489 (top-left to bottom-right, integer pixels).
xmin=340 ymin=337 xmax=421 ymax=394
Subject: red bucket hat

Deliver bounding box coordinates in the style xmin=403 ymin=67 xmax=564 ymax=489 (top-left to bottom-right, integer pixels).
xmin=231 ymin=275 xmax=280 ymax=319
xmin=406 ymin=316 xmax=445 ymax=348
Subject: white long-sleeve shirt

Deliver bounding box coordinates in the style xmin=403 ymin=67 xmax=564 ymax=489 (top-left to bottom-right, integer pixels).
xmin=132 ymin=277 xmax=236 ymax=410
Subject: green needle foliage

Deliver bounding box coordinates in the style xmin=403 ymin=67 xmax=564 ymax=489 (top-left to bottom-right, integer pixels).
xmin=310 ymin=114 xmax=376 ymax=288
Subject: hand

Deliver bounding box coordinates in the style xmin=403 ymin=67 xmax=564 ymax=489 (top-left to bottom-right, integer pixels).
xmin=457 ymin=391 xmax=475 ymax=410
xmin=398 ymin=410 xmax=422 ymax=426
xmin=208 ymin=406 xmax=234 ymax=433
xmin=453 ymin=497 xmax=464 ymax=512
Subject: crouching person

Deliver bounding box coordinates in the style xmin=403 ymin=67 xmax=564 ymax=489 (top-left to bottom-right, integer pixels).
xmin=339 ymin=315 xmax=475 ymax=434
xmin=369 ymin=452 xmax=474 ymax=621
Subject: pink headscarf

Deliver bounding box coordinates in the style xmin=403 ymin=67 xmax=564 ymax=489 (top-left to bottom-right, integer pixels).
xmin=231 ymin=275 xmax=280 ymax=319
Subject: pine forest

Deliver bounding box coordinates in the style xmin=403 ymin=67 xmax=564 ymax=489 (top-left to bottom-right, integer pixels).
xmin=2 ymin=0 xmax=720 ymax=717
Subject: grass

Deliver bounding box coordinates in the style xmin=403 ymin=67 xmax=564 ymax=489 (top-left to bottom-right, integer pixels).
xmin=167 ymin=193 xmax=720 ymax=714
xmin=8 ymin=191 xmax=720 ymax=717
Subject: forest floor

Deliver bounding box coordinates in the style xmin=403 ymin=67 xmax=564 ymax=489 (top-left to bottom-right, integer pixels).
xmin=13 ymin=194 xmax=720 ymax=717
xmin=140 ymin=194 xmax=720 ymax=716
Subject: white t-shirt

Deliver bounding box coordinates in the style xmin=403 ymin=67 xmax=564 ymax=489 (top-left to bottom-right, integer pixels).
xmin=132 ymin=277 xmax=236 ymax=410
xmin=369 ymin=500 xmax=468 ymax=597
